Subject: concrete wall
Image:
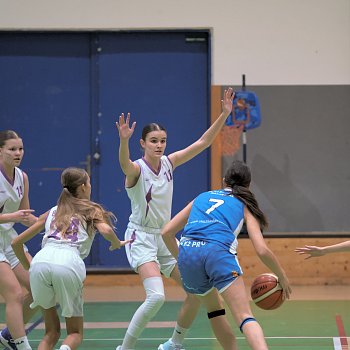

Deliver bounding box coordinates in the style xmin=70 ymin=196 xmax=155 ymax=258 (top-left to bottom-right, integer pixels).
xmin=0 ymin=0 xmax=349 ymax=85
xmin=220 ymin=85 xmax=350 ymax=232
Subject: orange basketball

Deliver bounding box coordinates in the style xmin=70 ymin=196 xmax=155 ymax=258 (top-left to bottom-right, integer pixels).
xmin=250 ymin=273 xmax=284 ymax=310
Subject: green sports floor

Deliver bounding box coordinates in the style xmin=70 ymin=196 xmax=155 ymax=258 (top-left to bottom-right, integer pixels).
xmin=1 ymin=300 xmax=349 ymax=350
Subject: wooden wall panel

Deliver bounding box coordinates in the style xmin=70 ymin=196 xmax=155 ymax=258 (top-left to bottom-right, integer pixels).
xmin=237 ymin=237 xmax=350 ymax=285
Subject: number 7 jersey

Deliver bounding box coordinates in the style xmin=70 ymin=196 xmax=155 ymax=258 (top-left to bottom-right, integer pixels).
xmin=182 ymin=189 xmax=244 ymax=254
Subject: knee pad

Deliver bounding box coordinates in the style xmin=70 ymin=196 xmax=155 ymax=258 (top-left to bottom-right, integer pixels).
xmin=207 ymin=309 xmax=226 ymax=319
xmin=143 ymin=277 xmax=165 ymax=319
xmin=143 ymin=289 xmax=165 ymax=317
xmin=239 ymin=317 xmax=257 ymax=333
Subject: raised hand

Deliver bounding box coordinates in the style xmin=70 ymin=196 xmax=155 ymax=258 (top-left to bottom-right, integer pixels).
xmin=221 ymin=87 xmax=235 ymax=118
xmin=116 ymin=113 xmax=136 ymax=140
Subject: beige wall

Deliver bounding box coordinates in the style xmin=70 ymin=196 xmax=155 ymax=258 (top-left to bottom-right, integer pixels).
xmin=0 ymin=0 xmax=349 ymax=85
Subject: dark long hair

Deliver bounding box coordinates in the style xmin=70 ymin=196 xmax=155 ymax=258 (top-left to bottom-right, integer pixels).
xmin=0 ymin=130 xmax=21 ymax=147
xmin=224 ymin=160 xmax=268 ymax=230
xmin=55 ymin=167 xmax=116 ymax=237
xmin=141 ymin=123 xmax=166 ymax=141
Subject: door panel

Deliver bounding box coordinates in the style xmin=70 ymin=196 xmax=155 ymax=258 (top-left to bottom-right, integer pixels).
xmin=96 ymin=32 xmax=210 ymax=267
xmin=0 ymin=33 xmax=92 ymax=262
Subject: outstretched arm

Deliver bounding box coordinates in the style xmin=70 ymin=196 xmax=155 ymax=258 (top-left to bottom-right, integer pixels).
xmin=168 ymin=88 xmax=234 ymax=169
xmin=11 ymin=212 xmax=48 ymax=270
xmin=162 ymin=201 xmax=193 ymax=259
xmin=115 ymin=112 xmax=140 ymax=185
xmin=245 ymin=207 xmax=291 ymax=300
xmin=95 ymin=221 xmax=131 ymax=251
xmin=295 ymin=240 xmax=350 ymax=259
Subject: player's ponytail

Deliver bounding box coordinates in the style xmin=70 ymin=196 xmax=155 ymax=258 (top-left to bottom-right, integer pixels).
xmin=55 ymin=167 xmax=116 ymax=237
xmin=224 ymin=161 xmax=268 ymax=230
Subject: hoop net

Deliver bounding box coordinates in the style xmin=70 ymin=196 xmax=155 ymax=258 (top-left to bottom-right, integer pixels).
xmin=221 ymin=125 xmax=243 ymax=156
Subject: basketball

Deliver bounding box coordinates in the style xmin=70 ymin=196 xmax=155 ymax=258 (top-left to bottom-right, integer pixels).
xmin=250 ymin=273 xmax=284 ymax=310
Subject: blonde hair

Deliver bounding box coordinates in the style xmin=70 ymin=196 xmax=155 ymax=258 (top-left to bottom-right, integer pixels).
xmin=55 ymin=167 xmax=116 ymax=237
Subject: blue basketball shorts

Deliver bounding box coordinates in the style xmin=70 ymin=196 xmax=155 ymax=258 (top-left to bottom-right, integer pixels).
xmin=178 ymin=239 xmax=243 ymax=296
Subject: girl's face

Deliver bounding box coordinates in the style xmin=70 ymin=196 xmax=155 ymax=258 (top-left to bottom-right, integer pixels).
xmin=0 ymin=138 xmax=24 ymax=168
xmin=140 ymin=130 xmax=167 ymax=159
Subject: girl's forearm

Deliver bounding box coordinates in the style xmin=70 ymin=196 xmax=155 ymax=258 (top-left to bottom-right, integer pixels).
xmin=119 ymin=139 xmax=133 ymax=174
xmin=0 ymin=212 xmax=14 ymax=224
xmin=12 ymin=244 xmax=30 ymax=270
xmin=323 ymin=240 xmax=350 ymax=254
xmin=162 ymin=235 xmax=179 ymax=259
xmin=199 ymin=112 xmax=228 ymax=148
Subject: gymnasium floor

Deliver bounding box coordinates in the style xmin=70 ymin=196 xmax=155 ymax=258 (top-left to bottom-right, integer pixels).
xmin=1 ymin=275 xmax=349 ymax=350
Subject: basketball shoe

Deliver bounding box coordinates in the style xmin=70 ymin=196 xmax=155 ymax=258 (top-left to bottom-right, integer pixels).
xmin=158 ymin=339 xmax=185 ymax=350
xmin=0 ymin=328 xmax=17 ymax=350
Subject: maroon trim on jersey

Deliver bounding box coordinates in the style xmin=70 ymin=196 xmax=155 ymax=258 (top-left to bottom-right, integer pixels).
xmin=166 ymin=155 xmax=174 ymax=170
xmin=129 ymin=230 xmax=136 ymax=248
xmin=145 ymin=185 xmax=153 ymax=218
xmin=141 ymin=157 xmax=161 ymax=176
xmin=0 ymin=164 xmax=15 ymax=186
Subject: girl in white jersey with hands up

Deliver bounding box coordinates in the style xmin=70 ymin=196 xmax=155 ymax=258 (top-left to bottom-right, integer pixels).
xmin=115 ymin=88 xmax=239 ymax=350
xmin=12 ymin=167 xmax=130 ymax=350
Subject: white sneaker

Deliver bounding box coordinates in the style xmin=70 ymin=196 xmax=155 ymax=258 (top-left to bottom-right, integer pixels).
xmin=0 ymin=329 xmax=17 ymax=350
xmin=158 ymin=339 xmax=185 ymax=350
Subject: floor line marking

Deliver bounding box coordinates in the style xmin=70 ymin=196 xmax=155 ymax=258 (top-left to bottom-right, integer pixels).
xmin=336 ymin=315 xmax=348 ymax=350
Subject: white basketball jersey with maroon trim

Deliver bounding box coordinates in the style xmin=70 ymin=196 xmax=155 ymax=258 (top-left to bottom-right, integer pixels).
xmin=41 ymin=206 xmax=95 ymax=259
xmin=0 ymin=167 xmax=24 ymax=231
xmin=126 ymin=156 xmax=174 ymax=231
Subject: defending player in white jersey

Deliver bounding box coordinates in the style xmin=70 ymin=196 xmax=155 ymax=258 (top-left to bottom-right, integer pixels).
xmin=115 ymin=88 xmax=238 ymax=350
xmin=0 ymin=130 xmax=39 ymax=350
xmin=11 ymin=167 xmax=130 ymax=350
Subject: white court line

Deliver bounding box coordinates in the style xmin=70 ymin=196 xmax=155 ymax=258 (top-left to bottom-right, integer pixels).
xmin=333 ymin=337 xmax=350 ymax=350
xmin=0 ymin=321 xmax=176 ymax=329
xmin=333 ymin=337 xmax=342 ymax=350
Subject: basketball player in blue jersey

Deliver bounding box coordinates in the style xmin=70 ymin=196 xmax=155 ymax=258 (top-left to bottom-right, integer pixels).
xmin=11 ymin=167 xmax=130 ymax=350
xmin=115 ymin=88 xmax=239 ymax=350
xmin=0 ymin=130 xmax=40 ymax=350
xmin=162 ymin=160 xmax=292 ymax=350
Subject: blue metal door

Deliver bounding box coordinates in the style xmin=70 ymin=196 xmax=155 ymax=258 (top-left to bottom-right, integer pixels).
xmin=94 ymin=31 xmax=210 ymax=268
xmin=0 ymin=31 xmax=210 ymax=269
xmin=0 ymin=32 xmax=93 ymax=262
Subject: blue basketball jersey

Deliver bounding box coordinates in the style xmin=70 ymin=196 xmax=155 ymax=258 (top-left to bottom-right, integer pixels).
xmin=182 ymin=189 xmax=244 ymax=254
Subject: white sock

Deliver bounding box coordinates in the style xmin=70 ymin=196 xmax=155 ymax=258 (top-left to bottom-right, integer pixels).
xmin=121 ymin=276 xmax=165 ymax=349
xmin=171 ymin=323 xmax=189 ymax=345
xmin=59 ymin=345 xmax=72 ymax=350
xmin=14 ymin=336 xmax=32 ymax=350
